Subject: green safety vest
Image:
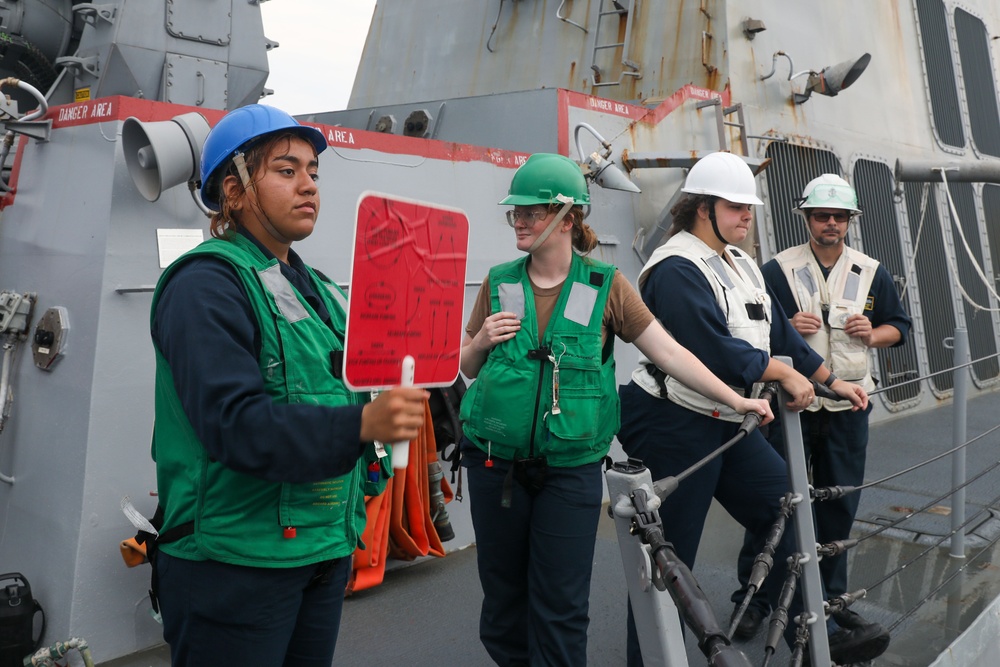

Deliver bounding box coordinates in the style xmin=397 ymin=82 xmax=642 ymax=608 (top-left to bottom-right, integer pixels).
xmin=460 ymin=254 xmax=619 ymax=467
xmin=150 ymin=233 xmax=388 ymax=568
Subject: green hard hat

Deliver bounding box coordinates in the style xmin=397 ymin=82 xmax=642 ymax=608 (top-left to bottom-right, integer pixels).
xmin=499 ymin=153 xmax=590 ymax=206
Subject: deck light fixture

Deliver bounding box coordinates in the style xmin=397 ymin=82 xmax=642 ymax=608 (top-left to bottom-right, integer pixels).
xmin=761 ymin=51 xmax=871 ymax=104
xmin=574 ymin=122 xmax=641 ymax=193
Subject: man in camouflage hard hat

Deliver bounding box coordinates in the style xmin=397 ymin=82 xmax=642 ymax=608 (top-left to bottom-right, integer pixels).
xmin=731 ymin=174 xmax=911 ymax=663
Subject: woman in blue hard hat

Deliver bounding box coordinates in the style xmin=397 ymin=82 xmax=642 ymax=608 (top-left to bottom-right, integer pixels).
xmin=459 ymin=152 xmax=773 ymax=666
xmin=615 ymin=152 xmax=875 ymax=666
xmin=148 ymin=104 xmax=428 ymax=666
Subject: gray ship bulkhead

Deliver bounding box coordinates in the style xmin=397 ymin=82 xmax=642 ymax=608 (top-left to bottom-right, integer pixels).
xmin=3 ymin=0 xmax=1000 ymax=664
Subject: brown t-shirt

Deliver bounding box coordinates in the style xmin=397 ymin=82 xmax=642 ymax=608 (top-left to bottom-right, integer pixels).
xmin=465 ymin=268 xmax=654 ymax=345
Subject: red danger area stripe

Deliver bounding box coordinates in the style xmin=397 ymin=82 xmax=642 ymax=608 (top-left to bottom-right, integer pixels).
xmin=46 ymin=96 xmax=531 ymax=169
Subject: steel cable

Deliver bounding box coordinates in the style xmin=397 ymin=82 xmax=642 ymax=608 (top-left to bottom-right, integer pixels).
xmin=867 ymin=349 xmax=1000 ymax=397
xmin=885 ymin=525 xmax=1000 ymax=632
xmin=859 ymin=489 xmax=1000 ymax=600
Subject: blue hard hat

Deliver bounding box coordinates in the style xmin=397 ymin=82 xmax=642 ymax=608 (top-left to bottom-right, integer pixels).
xmin=199 ymin=104 xmax=327 ymax=210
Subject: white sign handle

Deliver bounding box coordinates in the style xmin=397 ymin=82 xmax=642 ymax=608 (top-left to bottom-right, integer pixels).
xmin=391 ymin=355 xmax=416 ymax=469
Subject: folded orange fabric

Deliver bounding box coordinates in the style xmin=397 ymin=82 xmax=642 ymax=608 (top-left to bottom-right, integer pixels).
xmin=119 ymin=537 xmax=148 ymax=568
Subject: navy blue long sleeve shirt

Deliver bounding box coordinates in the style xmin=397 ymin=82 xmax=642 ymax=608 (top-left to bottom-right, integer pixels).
xmin=641 ymin=255 xmax=824 ymax=388
xmin=152 ymin=231 xmax=365 ymax=484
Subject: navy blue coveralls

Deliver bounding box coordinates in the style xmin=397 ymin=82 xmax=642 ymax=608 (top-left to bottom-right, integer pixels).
xmin=733 ymin=258 xmax=911 ymax=619
xmin=616 ymin=254 xmax=823 ymax=667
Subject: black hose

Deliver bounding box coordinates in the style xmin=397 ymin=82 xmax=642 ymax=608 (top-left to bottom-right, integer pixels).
xmin=630 ymin=489 xmax=744 ymax=662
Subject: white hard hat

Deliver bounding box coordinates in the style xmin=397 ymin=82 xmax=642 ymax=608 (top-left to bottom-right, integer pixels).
xmin=681 ymin=152 xmax=763 ymax=205
xmin=795 ymin=174 xmax=862 ymax=215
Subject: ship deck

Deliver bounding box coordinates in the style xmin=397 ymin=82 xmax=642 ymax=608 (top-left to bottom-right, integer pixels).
xmin=103 ymin=389 xmax=1000 ymax=667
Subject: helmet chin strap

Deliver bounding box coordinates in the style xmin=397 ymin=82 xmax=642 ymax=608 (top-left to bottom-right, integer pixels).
xmin=233 ymin=151 xmax=291 ymax=245
xmin=528 ymin=195 xmax=575 ymax=253
xmin=707 ymin=200 xmax=731 ymax=246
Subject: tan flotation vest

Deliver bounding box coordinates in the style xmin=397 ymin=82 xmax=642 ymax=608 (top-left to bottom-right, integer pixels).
xmin=773 ymin=243 xmax=878 ymax=411
xmin=632 ymin=231 xmax=771 ymax=422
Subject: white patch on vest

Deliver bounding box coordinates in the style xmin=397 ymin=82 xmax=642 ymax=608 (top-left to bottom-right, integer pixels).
xmin=564 ymin=282 xmax=598 ymax=326
xmin=498 ymin=283 xmax=525 ymax=319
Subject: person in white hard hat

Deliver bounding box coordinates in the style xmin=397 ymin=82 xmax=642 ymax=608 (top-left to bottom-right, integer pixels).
xmin=615 ymin=152 xmax=883 ymax=666
xmin=730 ymin=173 xmax=909 ymax=651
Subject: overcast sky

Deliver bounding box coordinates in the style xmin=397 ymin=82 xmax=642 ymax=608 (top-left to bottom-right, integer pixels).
xmin=259 ymin=1 xmax=377 ymax=115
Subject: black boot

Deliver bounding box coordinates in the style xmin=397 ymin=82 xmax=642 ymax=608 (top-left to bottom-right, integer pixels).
xmin=730 ymin=604 xmax=768 ymax=639
xmin=826 ymin=610 xmax=890 ymax=665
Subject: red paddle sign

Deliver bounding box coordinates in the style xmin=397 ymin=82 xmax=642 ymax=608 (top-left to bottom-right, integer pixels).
xmin=344 ymin=192 xmax=469 ymax=390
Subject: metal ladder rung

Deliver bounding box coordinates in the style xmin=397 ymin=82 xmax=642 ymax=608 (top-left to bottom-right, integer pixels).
xmin=590 ymin=0 xmax=641 ymax=87
xmin=695 ymin=99 xmax=750 ymax=156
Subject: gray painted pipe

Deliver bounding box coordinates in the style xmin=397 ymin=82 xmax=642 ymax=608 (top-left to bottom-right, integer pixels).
xmin=895 ymin=158 xmax=1000 ymax=184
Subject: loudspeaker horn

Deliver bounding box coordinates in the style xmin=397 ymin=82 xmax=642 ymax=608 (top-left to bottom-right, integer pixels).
xmin=123 ymin=112 xmax=210 ymax=202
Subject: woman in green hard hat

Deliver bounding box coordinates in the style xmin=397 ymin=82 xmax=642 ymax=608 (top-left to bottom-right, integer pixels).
xmin=458 ymin=152 xmax=773 ymax=666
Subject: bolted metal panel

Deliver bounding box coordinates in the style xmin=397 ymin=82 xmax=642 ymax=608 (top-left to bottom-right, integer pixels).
xmin=163 ymin=53 xmax=228 ymax=108
xmin=166 ymin=0 xmax=232 ymax=46
xmin=763 ymin=142 xmax=841 ymax=254
xmin=903 ymin=183 xmax=955 ymax=392
xmin=945 ymin=182 xmax=1000 ymax=385
xmin=954 ymin=9 xmax=1000 ymax=158
xmin=914 ymin=0 xmax=965 ymax=149
xmin=853 ymin=160 xmax=922 ymax=407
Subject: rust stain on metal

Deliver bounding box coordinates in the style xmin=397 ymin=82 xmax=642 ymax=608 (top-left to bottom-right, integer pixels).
xmin=704 ymin=65 xmax=720 ymax=91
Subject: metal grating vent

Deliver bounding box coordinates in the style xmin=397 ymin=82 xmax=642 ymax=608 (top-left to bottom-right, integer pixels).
xmin=763 ymin=143 xmax=841 ymax=254
xmin=852 ymin=160 xmax=921 ymax=407
xmin=903 ymin=183 xmax=955 ymax=392
xmin=914 ymin=0 xmax=965 ymax=148
xmin=983 ymin=185 xmax=1000 ymax=281
xmin=945 ymin=182 xmax=999 ymax=385
xmin=954 ymin=9 xmax=1000 ymax=158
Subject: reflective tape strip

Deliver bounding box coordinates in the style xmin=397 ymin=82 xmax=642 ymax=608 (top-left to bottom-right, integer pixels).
xmin=794 ymin=266 xmax=818 ymax=296
xmin=325 ymin=284 xmax=348 ymax=312
xmin=842 ymin=270 xmax=861 ymax=302
xmin=733 ymin=256 xmax=762 ymax=290
xmin=258 ymin=265 xmax=309 ymax=323
xmin=705 ymin=255 xmax=735 ymax=289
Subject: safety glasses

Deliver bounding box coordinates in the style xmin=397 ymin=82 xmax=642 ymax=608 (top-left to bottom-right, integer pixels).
xmin=505 ymin=208 xmax=549 ymax=227
xmin=809 ymin=211 xmax=853 ymax=223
